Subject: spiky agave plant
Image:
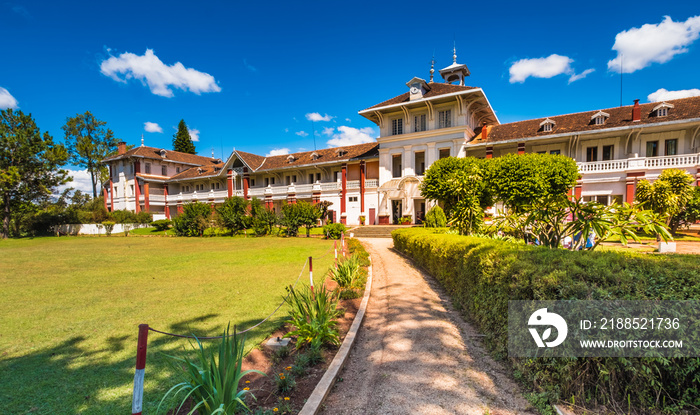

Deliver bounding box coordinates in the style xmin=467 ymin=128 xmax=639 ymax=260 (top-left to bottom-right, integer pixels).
xmin=159 ymin=324 xmax=264 ymax=415
xmin=284 ymin=284 xmax=342 ymax=349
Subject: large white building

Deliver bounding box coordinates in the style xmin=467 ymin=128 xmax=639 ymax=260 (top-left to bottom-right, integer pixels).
xmin=102 ymin=52 xmax=700 ymax=225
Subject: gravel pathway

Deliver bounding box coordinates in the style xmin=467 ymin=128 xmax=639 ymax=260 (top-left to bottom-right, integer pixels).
xmin=320 ymin=238 xmax=535 ymax=415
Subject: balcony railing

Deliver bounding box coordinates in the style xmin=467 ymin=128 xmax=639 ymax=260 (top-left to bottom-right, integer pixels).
xmin=578 ymin=153 xmax=699 ymax=174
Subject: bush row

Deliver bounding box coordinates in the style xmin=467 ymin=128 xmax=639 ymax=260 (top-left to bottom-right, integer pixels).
xmin=392 ymin=227 xmax=700 ymax=412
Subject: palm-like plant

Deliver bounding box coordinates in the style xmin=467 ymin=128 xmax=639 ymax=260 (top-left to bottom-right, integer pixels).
xmin=284 ymin=284 xmax=342 ymax=349
xmin=329 ymin=255 xmax=360 ymax=289
xmin=159 ymin=325 xmax=263 ymax=415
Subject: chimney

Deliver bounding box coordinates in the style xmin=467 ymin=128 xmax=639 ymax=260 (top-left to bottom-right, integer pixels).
xmin=117 ymin=141 xmax=126 ymax=155
xmin=482 ymin=122 xmax=488 ymax=141
xmin=632 ymin=99 xmax=641 ymax=122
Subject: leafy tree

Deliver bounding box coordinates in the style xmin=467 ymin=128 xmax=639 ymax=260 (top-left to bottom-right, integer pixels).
xmin=297 ymin=201 xmax=321 ymax=237
xmin=281 ymin=202 xmax=306 ymax=237
xmin=635 ymin=169 xmax=695 ymax=234
xmin=676 ymin=186 xmax=700 ymax=231
xmin=173 ymin=202 xmax=212 ymax=236
xmin=421 ymin=157 xmax=492 ymax=235
xmin=250 ymin=198 xmax=277 ymax=236
xmin=173 ymin=119 xmax=196 ymax=154
xmin=62 ymin=111 xmax=118 ymax=198
xmin=421 ymin=157 xmax=492 ymax=216
xmin=1 ymin=109 xmax=68 ymax=238
xmin=216 ymin=196 xmax=250 ymax=235
xmin=490 ymin=153 xmax=578 ymax=211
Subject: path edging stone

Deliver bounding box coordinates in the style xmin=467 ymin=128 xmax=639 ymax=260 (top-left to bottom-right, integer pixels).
xmin=297 ymin=251 xmax=373 ymax=415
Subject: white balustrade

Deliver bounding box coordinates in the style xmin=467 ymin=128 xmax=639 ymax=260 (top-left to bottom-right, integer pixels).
xmin=347 ymin=180 xmax=360 ymax=189
xmin=578 ymin=153 xmax=699 ymax=173
xmin=365 ymin=179 xmax=379 ymax=188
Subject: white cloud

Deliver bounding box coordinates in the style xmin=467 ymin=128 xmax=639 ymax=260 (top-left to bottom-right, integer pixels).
xmin=321 ymin=127 xmax=334 ymax=136
xmin=100 ymin=49 xmax=221 ymax=97
xmin=144 ymin=122 xmax=163 ymax=133
xmin=57 ymin=169 xmax=94 ymax=195
xmin=243 ymin=58 xmax=257 ymax=72
xmin=296 ymin=131 xmax=309 ymax=137
xmin=608 ymin=15 xmax=700 ymax=73
xmin=266 ymin=148 xmax=290 ymax=157
xmin=345 ymin=118 xmax=351 ymax=122
xmin=509 ymin=54 xmax=593 ymax=84
xmin=189 ymin=128 xmax=200 ymax=142
xmin=284 ymin=128 xmax=289 ymax=133
xmin=305 ymin=112 xmax=334 ymax=122
xmin=648 ymin=88 xmax=700 ymax=102
xmin=326 ymin=126 xmax=376 ymax=147
xmin=0 ymin=87 xmax=18 ymax=109
xmin=567 ymin=68 xmax=595 ymax=83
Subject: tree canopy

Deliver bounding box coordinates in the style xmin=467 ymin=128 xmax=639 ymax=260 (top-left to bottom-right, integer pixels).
xmin=635 ymin=168 xmax=695 ymax=233
xmin=1 ymin=109 xmax=68 ymax=238
xmin=173 ymin=119 xmax=196 ymax=154
xmin=489 ymin=153 xmax=578 ymax=211
xmin=62 ymin=111 xmax=118 ymax=198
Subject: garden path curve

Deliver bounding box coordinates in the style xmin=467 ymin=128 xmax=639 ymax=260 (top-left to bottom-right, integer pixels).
xmin=320 ymin=238 xmax=535 ymax=415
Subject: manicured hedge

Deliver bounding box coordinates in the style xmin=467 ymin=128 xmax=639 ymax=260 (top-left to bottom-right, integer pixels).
xmin=392 ymin=228 xmax=700 ymax=412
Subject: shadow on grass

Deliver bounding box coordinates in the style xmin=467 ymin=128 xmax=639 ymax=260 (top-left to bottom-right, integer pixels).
xmin=0 ymin=313 xmax=287 ymax=415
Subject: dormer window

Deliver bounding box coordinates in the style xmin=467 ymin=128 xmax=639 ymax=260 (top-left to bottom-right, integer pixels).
xmin=539 ymin=118 xmax=556 ymax=133
xmin=287 ymin=155 xmax=296 ymax=163
xmin=159 ymin=149 xmax=167 ymax=158
xmin=335 ymin=149 xmax=348 ymax=157
xmin=591 ymin=111 xmax=610 ymax=126
xmin=652 ymin=102 xmax=674 ymax=117
xmin=311 ymin=152 xmax=319 ymax=160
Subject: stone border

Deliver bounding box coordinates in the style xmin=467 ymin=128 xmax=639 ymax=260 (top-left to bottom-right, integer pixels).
xmin=298 ymin=252 xmax=373 ymax=415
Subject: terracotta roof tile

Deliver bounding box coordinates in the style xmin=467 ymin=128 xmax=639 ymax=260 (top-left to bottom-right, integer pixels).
xmin=103 ymin=146 xmax=220 ymax=166
xmin=362 ymin=83 xmax=479 ymax=111
xmin=251 ymin=142 xmax=378 ymax=172
xmin=473 ymin=96 xmax=700 ymax=145
xmin=170 ymin=163 xmax=226 ymax=180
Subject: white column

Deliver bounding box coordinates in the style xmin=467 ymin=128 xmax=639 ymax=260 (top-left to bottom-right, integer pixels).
xmin=403 ymin=145 xmax=414 ymax=177
xmin=426 ymin=143 xmax=436 ymax=169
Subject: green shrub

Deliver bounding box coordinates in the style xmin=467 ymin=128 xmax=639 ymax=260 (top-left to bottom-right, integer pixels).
xmin=151 ymin=219 xmax=172 ymax=231
xmin=392 ymin=227 xmax=700 ymax=412
xmin=423 ymin=206 xmax=447 ymax=228
xmin=250 ymin=198 xmax=277 ymax=236
xmin=109 ymin=209 xmax=137 ymax=224
xmin=172 ymin=202 xmax=212 ymax=237
xmin=159 ymin=325 xmax=263 ymax=415
xmin=284 ymin=283 xmax=342 ymax=349
xmin=102 ymin=221 xmax=115 ymax=236
xmin=216 ymin=196 xmax=250 ymax=235
xmin=329 ymin=255 xmax=360 ymax=289
xmin=323 ymin=223 xmax=346 ymax=239
xmin=135 ymin=211 xmax=153 ymax=224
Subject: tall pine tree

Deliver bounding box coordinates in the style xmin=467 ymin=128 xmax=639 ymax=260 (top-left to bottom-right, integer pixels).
xmin=173 ymin=119 xmax=196 ymax=154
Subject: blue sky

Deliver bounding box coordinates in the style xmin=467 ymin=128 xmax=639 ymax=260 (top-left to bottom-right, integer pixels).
xmin=2 ymin=1 xmax=699 ymax=193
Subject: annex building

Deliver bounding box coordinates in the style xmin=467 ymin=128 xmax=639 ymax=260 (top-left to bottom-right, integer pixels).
xmin=102 ymin=51 xmax=700 ymax=225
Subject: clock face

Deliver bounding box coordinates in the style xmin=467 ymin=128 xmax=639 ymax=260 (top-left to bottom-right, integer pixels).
xmin=410 ymin=86 xmax=419 ymax=94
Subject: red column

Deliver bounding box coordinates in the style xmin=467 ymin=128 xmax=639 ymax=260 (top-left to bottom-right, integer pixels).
xmin=227 ymin=169 xmax=233 ymax=198
xmin=696 ymin=168 xmax=700 ymax=187
xmin=485 ymin=146 xmax=493 ymax=159
xmin=144 ymin=182 xmax=150 ymax=212
xmin=340 ymin=163 xmax=347 ymax=225
xmin=360 ymin=161 xmax=366 ymax=214
xmin=177 ymin=204 xmax=184 ymax=215
xmin=626 ymin=172 xmax=644 ymax=203
xmin=265 ymin=197 xmax=273 ymax=210
xmin=517 ymin=143 xmax=525 ymax=155
xmin=103 ymin=187 xmax=108 ymax=211
xmin=164 ymin=184 xmax=170 ymax=219
xmin=243 ymin=168 xmax=250 ymax=200
xmin=574 ymin=176 xmax=582 ymax=199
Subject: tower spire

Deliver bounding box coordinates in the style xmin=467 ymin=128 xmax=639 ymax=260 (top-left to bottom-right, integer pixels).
xmin=141 ymin=134 xmax=144 ymax=147
xmin=429 ymin=54 xmax=435 ymax=83
xmin=453 ymin=41 xmax=457 ymax=64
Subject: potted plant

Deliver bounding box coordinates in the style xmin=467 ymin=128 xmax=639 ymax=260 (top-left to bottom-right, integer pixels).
xmin=359 ymin=215 xmax=366 ymax=225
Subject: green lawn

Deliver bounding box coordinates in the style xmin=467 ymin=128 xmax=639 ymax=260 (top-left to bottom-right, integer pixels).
xmin=0 ymin=236 xmax=336 ymax=415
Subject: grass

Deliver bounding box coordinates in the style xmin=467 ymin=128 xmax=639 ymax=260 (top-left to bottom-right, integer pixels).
xmin=0 ymin=236 xmax=336 ymax=415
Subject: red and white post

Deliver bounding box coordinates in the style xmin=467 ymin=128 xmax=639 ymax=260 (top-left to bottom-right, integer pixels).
xmin=132 ymin=324 xmax=149 ymax=415
xmin=334 ymin=241 xmax=338 ymax=268
xmin=309 ymin=256 xmax=314 ymax=292
xmin=340 ymin=232 xmax=345 ymax=257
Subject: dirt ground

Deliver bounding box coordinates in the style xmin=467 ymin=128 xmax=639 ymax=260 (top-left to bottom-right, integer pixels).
xmin=320 ymin=238 xmax=535 ymax=415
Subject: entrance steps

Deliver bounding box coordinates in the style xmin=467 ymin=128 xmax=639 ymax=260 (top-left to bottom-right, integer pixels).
xmin=347 ymin=225 xmax=415 ymax=238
